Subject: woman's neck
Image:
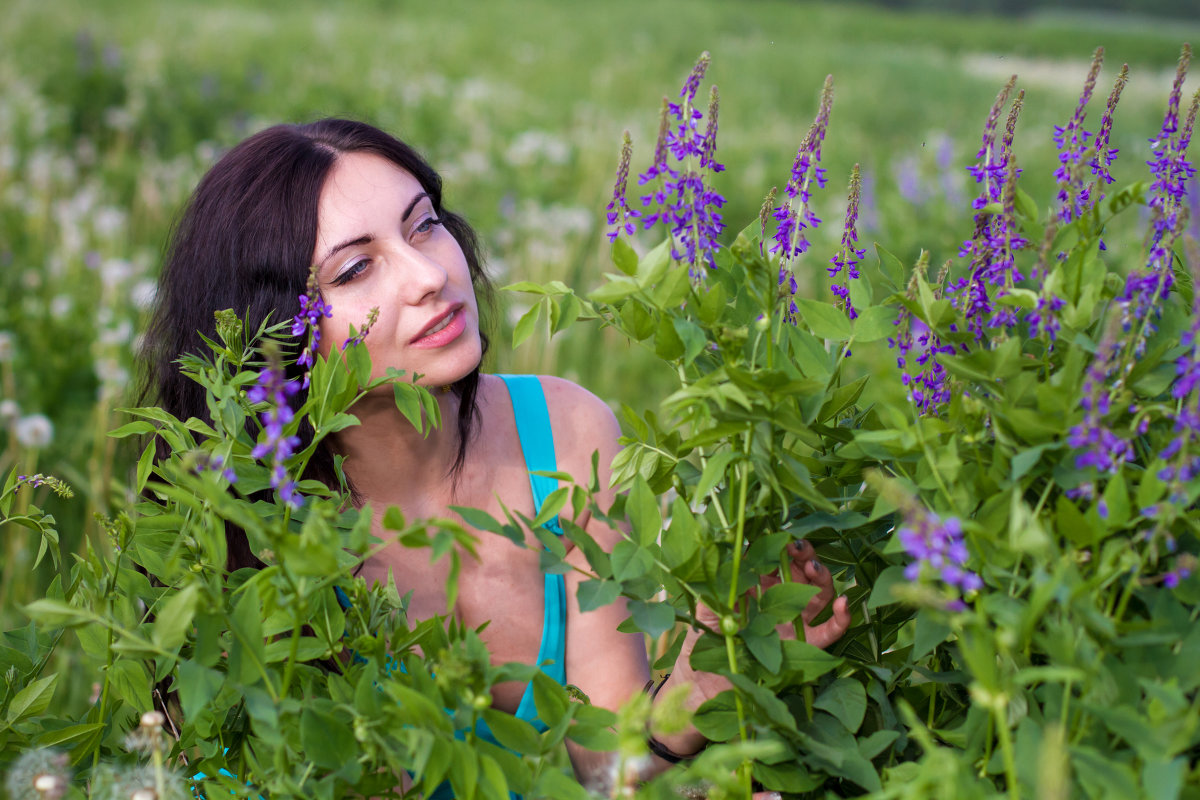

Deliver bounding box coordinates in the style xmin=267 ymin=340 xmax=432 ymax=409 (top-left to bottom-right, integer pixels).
xmin=329 ymin=387 xmax=466 ymax=510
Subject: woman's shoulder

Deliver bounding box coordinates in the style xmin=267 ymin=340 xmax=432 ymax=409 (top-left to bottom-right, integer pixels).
xmin=484 ymin=373 xmax=621 ymax=473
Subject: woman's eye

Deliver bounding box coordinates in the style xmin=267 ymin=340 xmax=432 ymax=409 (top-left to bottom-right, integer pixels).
xmin=332 ymin=258 xmax=369 ymax=287
xmin=414 ymin=216 xmax=443 ymax=236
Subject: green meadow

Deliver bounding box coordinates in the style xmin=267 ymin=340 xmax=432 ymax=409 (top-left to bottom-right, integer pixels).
xmin=1 ymin=0 xmax=1198 ymax=606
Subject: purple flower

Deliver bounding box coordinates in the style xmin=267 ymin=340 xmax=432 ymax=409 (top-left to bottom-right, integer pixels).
xmin=896 ymin=504 xmax=981 ymax=602
xmin=249 ymin=359 xmax=302 ymax=508
xmin=293 ymin=273 xmax=333 ymax=386
xmin=953 ymin=84 xmax=1029 ymax=341
xmin=1068 ymin=331 xmax=1135 ymax=474
xmin=772 ymin=76 xmax=832 ymax=262
xmin=828 ymin=165 xmax=865 ymax=319
xmin=636 ymin=53 xmax=726 ymax=277
xmin=1118 ymin=46 xmax=1199 ymax=355
xmin=888 ymin=259 xmax=955 ymax=416
xmin=606 ymin=131 xmax=641 ymax=243
xmin=1089 ymin=64 xmax=1129 ymax=193
xmin=1053 ymin=48 xmax=1103 ymax=224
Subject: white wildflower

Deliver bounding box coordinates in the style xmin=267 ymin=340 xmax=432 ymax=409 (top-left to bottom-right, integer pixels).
xmin=100 ymin=258 xmax=134 ymax=286
xmin=14 ymin=414 xmax=53 ymax=448
xmin=98 ymin=320 xmax=133 ymax=347
xmin=130 ymin=280 xmax=157 ymax=311
xmin=0 ymin=399 xmax=19 ymax=424
xmin=3 ymin=748 xmax=70 ymax=800
xmin=49 ymin=296 xmax=72 ymax=320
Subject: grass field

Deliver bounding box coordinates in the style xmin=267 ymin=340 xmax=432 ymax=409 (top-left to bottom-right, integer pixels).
xmin=2 ymin=0 xmax=1199 ymax=609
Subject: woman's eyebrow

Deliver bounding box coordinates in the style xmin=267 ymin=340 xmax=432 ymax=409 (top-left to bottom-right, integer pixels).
xmin=402 ymin=192 xmax=431 ymax=221
xmin=318 ymin=192 xmax=433 ymax=267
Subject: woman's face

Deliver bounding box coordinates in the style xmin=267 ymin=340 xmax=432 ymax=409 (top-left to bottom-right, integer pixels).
xmin=312 ymin=151 xmax=482 ymax=388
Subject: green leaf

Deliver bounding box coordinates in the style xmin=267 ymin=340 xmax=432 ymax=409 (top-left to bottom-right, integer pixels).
xmin=5 ymin=674 xmax=56 ymax=723
xmin=913 ymin=609 xmax=951 ymax=659
xmin=875 ymin=244 xmax=907 ymax=289
xmin=481 ymin=709 xmax=542 ymax=754
xmin=627 ymin=600 xmax=675 ymax=639
xmin=610 ymin=539 xmax=653 ymax=582
xmin=109 ymin=660 xmax=153 ymax=715
xmin=178 ymin=660 xmax=224 ymax=720
xmin=853 ymin=305 xmax=900 ymax=342
xmin=22 ymin=598 xmax=93 ymax=628
xmin=393 ymin=382 xmax=425 ymax=432
xmin=654 ymin=313 xmax=684 ymax=360
xmin=576 ymin=579 xmax=621 ymax=612
xmin=742 ymin=628 xmax=783 ymax=674
xmin=760 ymin=582 xmax=820 ymax=622
xmin=795 ymin=297 xmax=852 ymax=341
xmin=512 ymin=301 xmax=542 ymax=349
xmin=611 ymin=236 xmax=638 ymax=276
xmin=531 ymin=486 xmax=568 ymax=530
xmin=694 ymin=450 xmax=740 ymax=503
xmin=453 ymin=505 xmax=505 ymax=535
xmin=780 ymin=639 xmax=841 ymax=683
xmin=301 ymin=706 xmax=357 ymax=769
xmin=34 ymin=722 xmax=105 ymax=749
xmin=627 ymin=477 xmax=661 ymax=547
xmin=636 ymin=239 xmax=671 ymax=287
xmin=866 ymin=565 xmax=908 ymax=609
xmin=814 ymin=677 xmax=867 ymax=733
xmin=108 ymin=420 xmax=156 ymax=439
xmin=152 ymin=583 xmax=200 ymax=653
xmin=589 ymin=274 xmax=640 ymax=305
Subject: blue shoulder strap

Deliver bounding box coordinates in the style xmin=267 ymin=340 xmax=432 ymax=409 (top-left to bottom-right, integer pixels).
xmin=496 ymin=374 xmax=562 ymax=535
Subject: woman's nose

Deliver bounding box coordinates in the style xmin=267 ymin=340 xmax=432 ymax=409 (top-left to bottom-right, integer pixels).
xmin=391 ymin=244 xmax=448 ymax=305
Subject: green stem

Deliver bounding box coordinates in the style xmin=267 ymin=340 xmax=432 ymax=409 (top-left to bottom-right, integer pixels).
xmin=996 ymin=705 xmax=1020 ymax=800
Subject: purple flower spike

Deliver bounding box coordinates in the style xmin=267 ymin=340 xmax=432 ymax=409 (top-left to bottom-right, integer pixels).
xmin=828 ymin=165 xmax=866 ymax=319
xmin=1090 ymin=64 xmax=1129 ymax=193
xmin=636 ymin=54 xmax=726 ymax=277
xmin=954 ymin=88 xmax=1028 ymax=341
xmin=1068 ymin=330 xmax=1135 ymax=474
xmin=1119 ymin=46 xmax=1199 ymax=356
xmin=1053 ymin=48 xmax=1103 ymax=224
xmin=293 ymin=269 xmax=333 ymax=386
xmin=895 ymin=500 xmax=980 ymax=608
xmin=606 ymin=132 xmax=641 ymax=243
xmin=249 ymin=357 xmax=303 ymax=509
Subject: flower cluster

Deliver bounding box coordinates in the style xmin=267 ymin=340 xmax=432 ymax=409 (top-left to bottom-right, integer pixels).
xmin=606 ymin=132 xmax=640 ymax=242
xmin=248 ymin=356 xmax=302 ymax=508
xmin=342 ymin=306 xmax=379 ymax=351
xmin=293 ymin=268 xmax=332 ymax=387
xmin=1118 ymin=45 xmax=1199 ymax=355
xmin=636 ymin=53 xmax=726 ymax=276
xmin=1089 ymin=63 xmax=1129 ymax=198
xmin=1052 ymin=48 xmax=1103 ymax=224
xmin=888 ymin=257 xmax=955 ymax=415
xmin=828 ymin=164 xmax=865 ymax=319
xmin=4 ymin=748 xmax=69 ymax=800
xmin=14 ymin=474 xmax=74 ymax=498
xmin=771 ymin=76 xmax=833 ymax=316
xmin=953 ymin=83 xmax=1029 ymax=339
xmin=193 ymin=453 xmax=237 ymax=484
xmin=896 ymin=502 xmax=981 ymax=611
xmin=1067 ymin=330 xmax=1135 ymax=473
xmin=1157 ymin=273 xmax=1200 ymax=485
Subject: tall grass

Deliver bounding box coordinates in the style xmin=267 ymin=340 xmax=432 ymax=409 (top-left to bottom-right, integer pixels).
xmin=1 ymin=0 xmax=1198 ymax=615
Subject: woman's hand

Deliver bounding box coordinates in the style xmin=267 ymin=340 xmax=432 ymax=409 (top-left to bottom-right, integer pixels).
xmin=651 ymin=540 xmax=851 ymax=757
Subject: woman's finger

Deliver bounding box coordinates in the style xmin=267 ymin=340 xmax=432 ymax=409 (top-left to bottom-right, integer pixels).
xmin=804 ymin=596 xmax=851 ymax=649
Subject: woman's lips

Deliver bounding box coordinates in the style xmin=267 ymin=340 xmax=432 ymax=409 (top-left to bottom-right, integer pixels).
xmin=410 ymin=306 xmax=466 ymax=348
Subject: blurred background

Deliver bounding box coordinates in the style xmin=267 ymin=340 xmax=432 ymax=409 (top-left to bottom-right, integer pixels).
xmin=1 ymin=0 xmax=1199 ymax=609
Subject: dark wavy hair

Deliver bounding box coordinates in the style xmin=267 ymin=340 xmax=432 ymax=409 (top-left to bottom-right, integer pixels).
xmin=142 ymin=118 xmax=492 ymax=570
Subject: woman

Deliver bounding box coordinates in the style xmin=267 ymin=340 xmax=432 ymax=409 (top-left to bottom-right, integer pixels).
xmin=144 ymin=118 xmax=851 ymax=790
